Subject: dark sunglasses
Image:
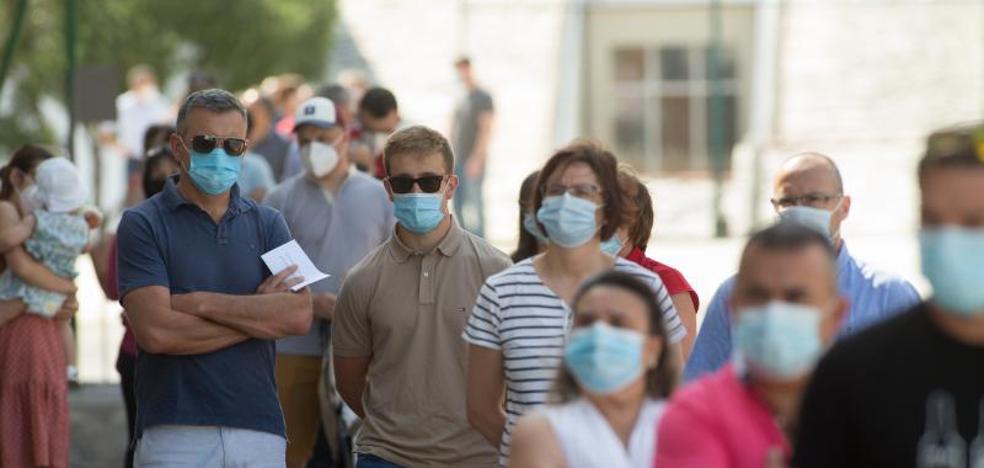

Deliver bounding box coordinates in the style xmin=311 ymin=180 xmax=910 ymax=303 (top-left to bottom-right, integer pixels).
xmin=386 ymin=175 xmax=447 ymax=194
xmin=183 ymin=134 xmax=248 ymax=156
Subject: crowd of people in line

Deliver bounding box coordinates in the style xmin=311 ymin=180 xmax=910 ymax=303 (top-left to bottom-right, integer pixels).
xmin=0 ymin=59 xmax=982 ymax=468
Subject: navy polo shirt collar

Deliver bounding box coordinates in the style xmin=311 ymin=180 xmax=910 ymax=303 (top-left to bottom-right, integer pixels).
xmin=160 ymin=175 xmax=251 ymax=215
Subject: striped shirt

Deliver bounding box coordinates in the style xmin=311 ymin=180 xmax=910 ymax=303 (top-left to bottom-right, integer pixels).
xmin=462 ymin=257 xmax=685 ymax=467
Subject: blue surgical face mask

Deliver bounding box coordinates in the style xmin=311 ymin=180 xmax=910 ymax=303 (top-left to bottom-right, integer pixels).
xmin=601 ymin=234 xmax=624 ymax=257
xmin=536 ymin=193 xmax=600 ymax=248
xmin=734 ymin=301 xmax=824 ymax=380
xmin=778 ymin=203 xmax=840 ymax=240
xmin=186 ymin=147 xmax=242 ymax=195
xmin=522 ymin=213 xmax=549 ymax=245
xmin=564 ymin=322 xmax=645 ymax=395
xmin=394 ymin=193 xmax=445 ymax=234
xmin=920 ymin=227 xmax=984 ymax=316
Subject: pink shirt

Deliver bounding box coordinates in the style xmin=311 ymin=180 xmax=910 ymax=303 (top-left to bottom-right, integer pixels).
xmin=654 ymin=364 xmax=790 ymax=468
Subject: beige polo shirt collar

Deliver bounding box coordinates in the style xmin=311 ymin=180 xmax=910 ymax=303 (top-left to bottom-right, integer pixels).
xmin=388 ymin=217 xmax=464 ymax=262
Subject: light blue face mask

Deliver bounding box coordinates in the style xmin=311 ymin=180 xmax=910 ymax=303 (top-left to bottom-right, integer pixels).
xmin=778 ymin=203 xmax=840 ymax=241
xmin=600 ymin=234 xmax=624 ymax=257
xmin=564 ymin=322 xmax=645 ymax=395
xmin=920 ymin=227 xmax=984 ymax=316
xmin=734 ymin=301 xmax=824 ymax=380
xmin=394 ymin=193 xmax=445 ymax=234
xmin=187 ymin=147 xmax=242 ymax=195
xmin=522 ymin=213 xmax=549 ymax=245
xmin=536 ymin=193 xmax=600 ymax=248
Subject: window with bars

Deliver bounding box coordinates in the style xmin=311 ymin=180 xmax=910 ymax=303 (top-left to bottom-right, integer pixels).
xmin=612 ymin=45 xmax=739 ymax=174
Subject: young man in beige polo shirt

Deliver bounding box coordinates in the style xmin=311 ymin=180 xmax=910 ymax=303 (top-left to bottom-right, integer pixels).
xmin=332 ymin=125 xmax=511 ymax=467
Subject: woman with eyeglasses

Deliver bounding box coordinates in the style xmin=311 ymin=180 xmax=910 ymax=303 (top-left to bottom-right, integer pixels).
xmin=508 ymin=271 xmax=677 ymax=468
xmin=463 ymin=141 xmax=686 ymax=467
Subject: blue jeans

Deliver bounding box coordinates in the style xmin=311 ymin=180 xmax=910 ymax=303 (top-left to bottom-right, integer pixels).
xmin=355 ymin=454 xmax=404 ymax=468
xmin=454 ymin=170 xmax=485 ymax=238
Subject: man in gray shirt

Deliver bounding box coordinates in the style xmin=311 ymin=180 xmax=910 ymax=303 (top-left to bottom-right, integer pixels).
xmin=264 ymin=96 xmax=394 ymax=467
xmin=451 ymin=57 xmax=495 ymax=238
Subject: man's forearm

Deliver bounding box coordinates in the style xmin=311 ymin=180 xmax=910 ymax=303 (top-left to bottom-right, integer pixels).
xmin=470 ymin=406 xmax=506 ymax=447
xmin=176 ymin=290 xmax=313 ymax=340
xmin=338 ymin=384 xmax=366 ymax=419
xmin=334 ymin=356 xmax=370 ymax=419
xmin=131 ymin=308 xmax=248 ymax=355
xmin=313 ymin=293 xmax=337 ymax=321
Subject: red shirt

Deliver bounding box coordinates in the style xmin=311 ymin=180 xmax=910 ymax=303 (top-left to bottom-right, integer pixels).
xmin=373 ymin=154 xmax=386 ymax=180
xmin=108 ymin=240 xmax=138 ymax=357
xmin=349 ymin=124 xmax=387 ymax=179
xmin=625 ymin=247 xmax=699 ymax=310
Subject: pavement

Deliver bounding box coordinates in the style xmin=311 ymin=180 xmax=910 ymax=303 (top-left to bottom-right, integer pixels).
xmin=69 ymin=384 xmax=127 ymax=467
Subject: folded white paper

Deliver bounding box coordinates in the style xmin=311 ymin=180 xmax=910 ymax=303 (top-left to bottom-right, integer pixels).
xmin=261 ymin=240 xmax=330 ymax=292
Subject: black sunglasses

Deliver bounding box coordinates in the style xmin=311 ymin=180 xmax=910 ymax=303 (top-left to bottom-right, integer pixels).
xmin=183 ymin=134 xmax=248 ymax=156
xmin=386 ymin=175 xmax=447 ymax=194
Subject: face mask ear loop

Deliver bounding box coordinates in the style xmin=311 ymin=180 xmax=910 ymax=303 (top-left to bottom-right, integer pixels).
xmin=830 ymin=197 xmax=845 ymax=243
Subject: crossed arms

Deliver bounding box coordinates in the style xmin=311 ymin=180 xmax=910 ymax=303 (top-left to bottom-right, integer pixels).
xmin=123 ymin=266 xmax=313 ymax=355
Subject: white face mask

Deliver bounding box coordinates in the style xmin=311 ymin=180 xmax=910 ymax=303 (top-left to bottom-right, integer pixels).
xmin=301 ymin=141 xmax=340 ymax=178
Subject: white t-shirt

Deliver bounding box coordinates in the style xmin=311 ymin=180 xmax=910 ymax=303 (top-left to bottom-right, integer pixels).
xmin=463 ymin=257 xmax=683 ymax=467
xmin=115 ymin=89 xmax=171 ymax=159
xmin=539 ymin=397 xmax=666 ymax=468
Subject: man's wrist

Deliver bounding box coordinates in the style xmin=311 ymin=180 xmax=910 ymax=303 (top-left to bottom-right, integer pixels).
xmin=173 ymin=292 xmax=211 ymax=318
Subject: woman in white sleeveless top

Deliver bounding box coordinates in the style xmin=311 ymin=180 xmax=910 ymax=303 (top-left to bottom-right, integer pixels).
xmin=508 ymin=271 xmax=679 ymax=468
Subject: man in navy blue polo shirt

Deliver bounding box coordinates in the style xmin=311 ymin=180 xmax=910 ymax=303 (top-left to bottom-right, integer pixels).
xmin=117 ymin=88 xmax=313 ymax=467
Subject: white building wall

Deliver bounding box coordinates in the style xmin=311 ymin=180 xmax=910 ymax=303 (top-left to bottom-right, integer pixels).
xmin=733 ymin=1 xmax=984 ymax=238
xmin=337 ymin=0 xmax=568 ymax=246
xmin=337 ymin=0 xmax=984 ymax=245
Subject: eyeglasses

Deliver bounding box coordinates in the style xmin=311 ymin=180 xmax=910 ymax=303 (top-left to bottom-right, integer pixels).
xmin=182 ymin=134 xmax=248 ymax=156
xmin=770 ymin=193 xmax=842 ymax=209
xmin=386 ymin=175 xmax=448 ymax=194
xmin=544 ymin=184 xmax=602 ymax=199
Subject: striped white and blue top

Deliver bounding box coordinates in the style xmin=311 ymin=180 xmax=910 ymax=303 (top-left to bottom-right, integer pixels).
xmin=462 ymin=257 xmax=685 ymax=467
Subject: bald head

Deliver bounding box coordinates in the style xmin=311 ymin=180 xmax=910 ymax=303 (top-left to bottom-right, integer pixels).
xmin=770 ymin=152 xmax=852 ymax=249
xmin=775 ymin=152 xmax=844 ymax=194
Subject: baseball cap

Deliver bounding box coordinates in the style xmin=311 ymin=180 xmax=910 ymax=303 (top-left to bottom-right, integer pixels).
xmin=293 ymin=97 xmax=338 ymax=131
xmin=35 ymin=157 xmax=89 ymax=213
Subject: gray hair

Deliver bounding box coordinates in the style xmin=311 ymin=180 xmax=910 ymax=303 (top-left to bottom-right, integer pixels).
xmin=176 ymin=89 xmax=247 ymax=133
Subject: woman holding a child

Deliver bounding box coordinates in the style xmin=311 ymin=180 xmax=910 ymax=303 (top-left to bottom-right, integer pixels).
xmin=0 ymin=144 xmax=84 ymax=468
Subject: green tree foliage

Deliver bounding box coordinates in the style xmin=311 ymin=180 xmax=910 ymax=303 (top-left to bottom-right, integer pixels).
xmin=0 ymin=0 xmax=335 ymax=152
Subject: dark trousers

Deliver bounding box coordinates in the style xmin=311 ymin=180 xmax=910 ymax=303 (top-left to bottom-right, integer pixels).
xmin=116 ymin=351 xmax=137 ymax=468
